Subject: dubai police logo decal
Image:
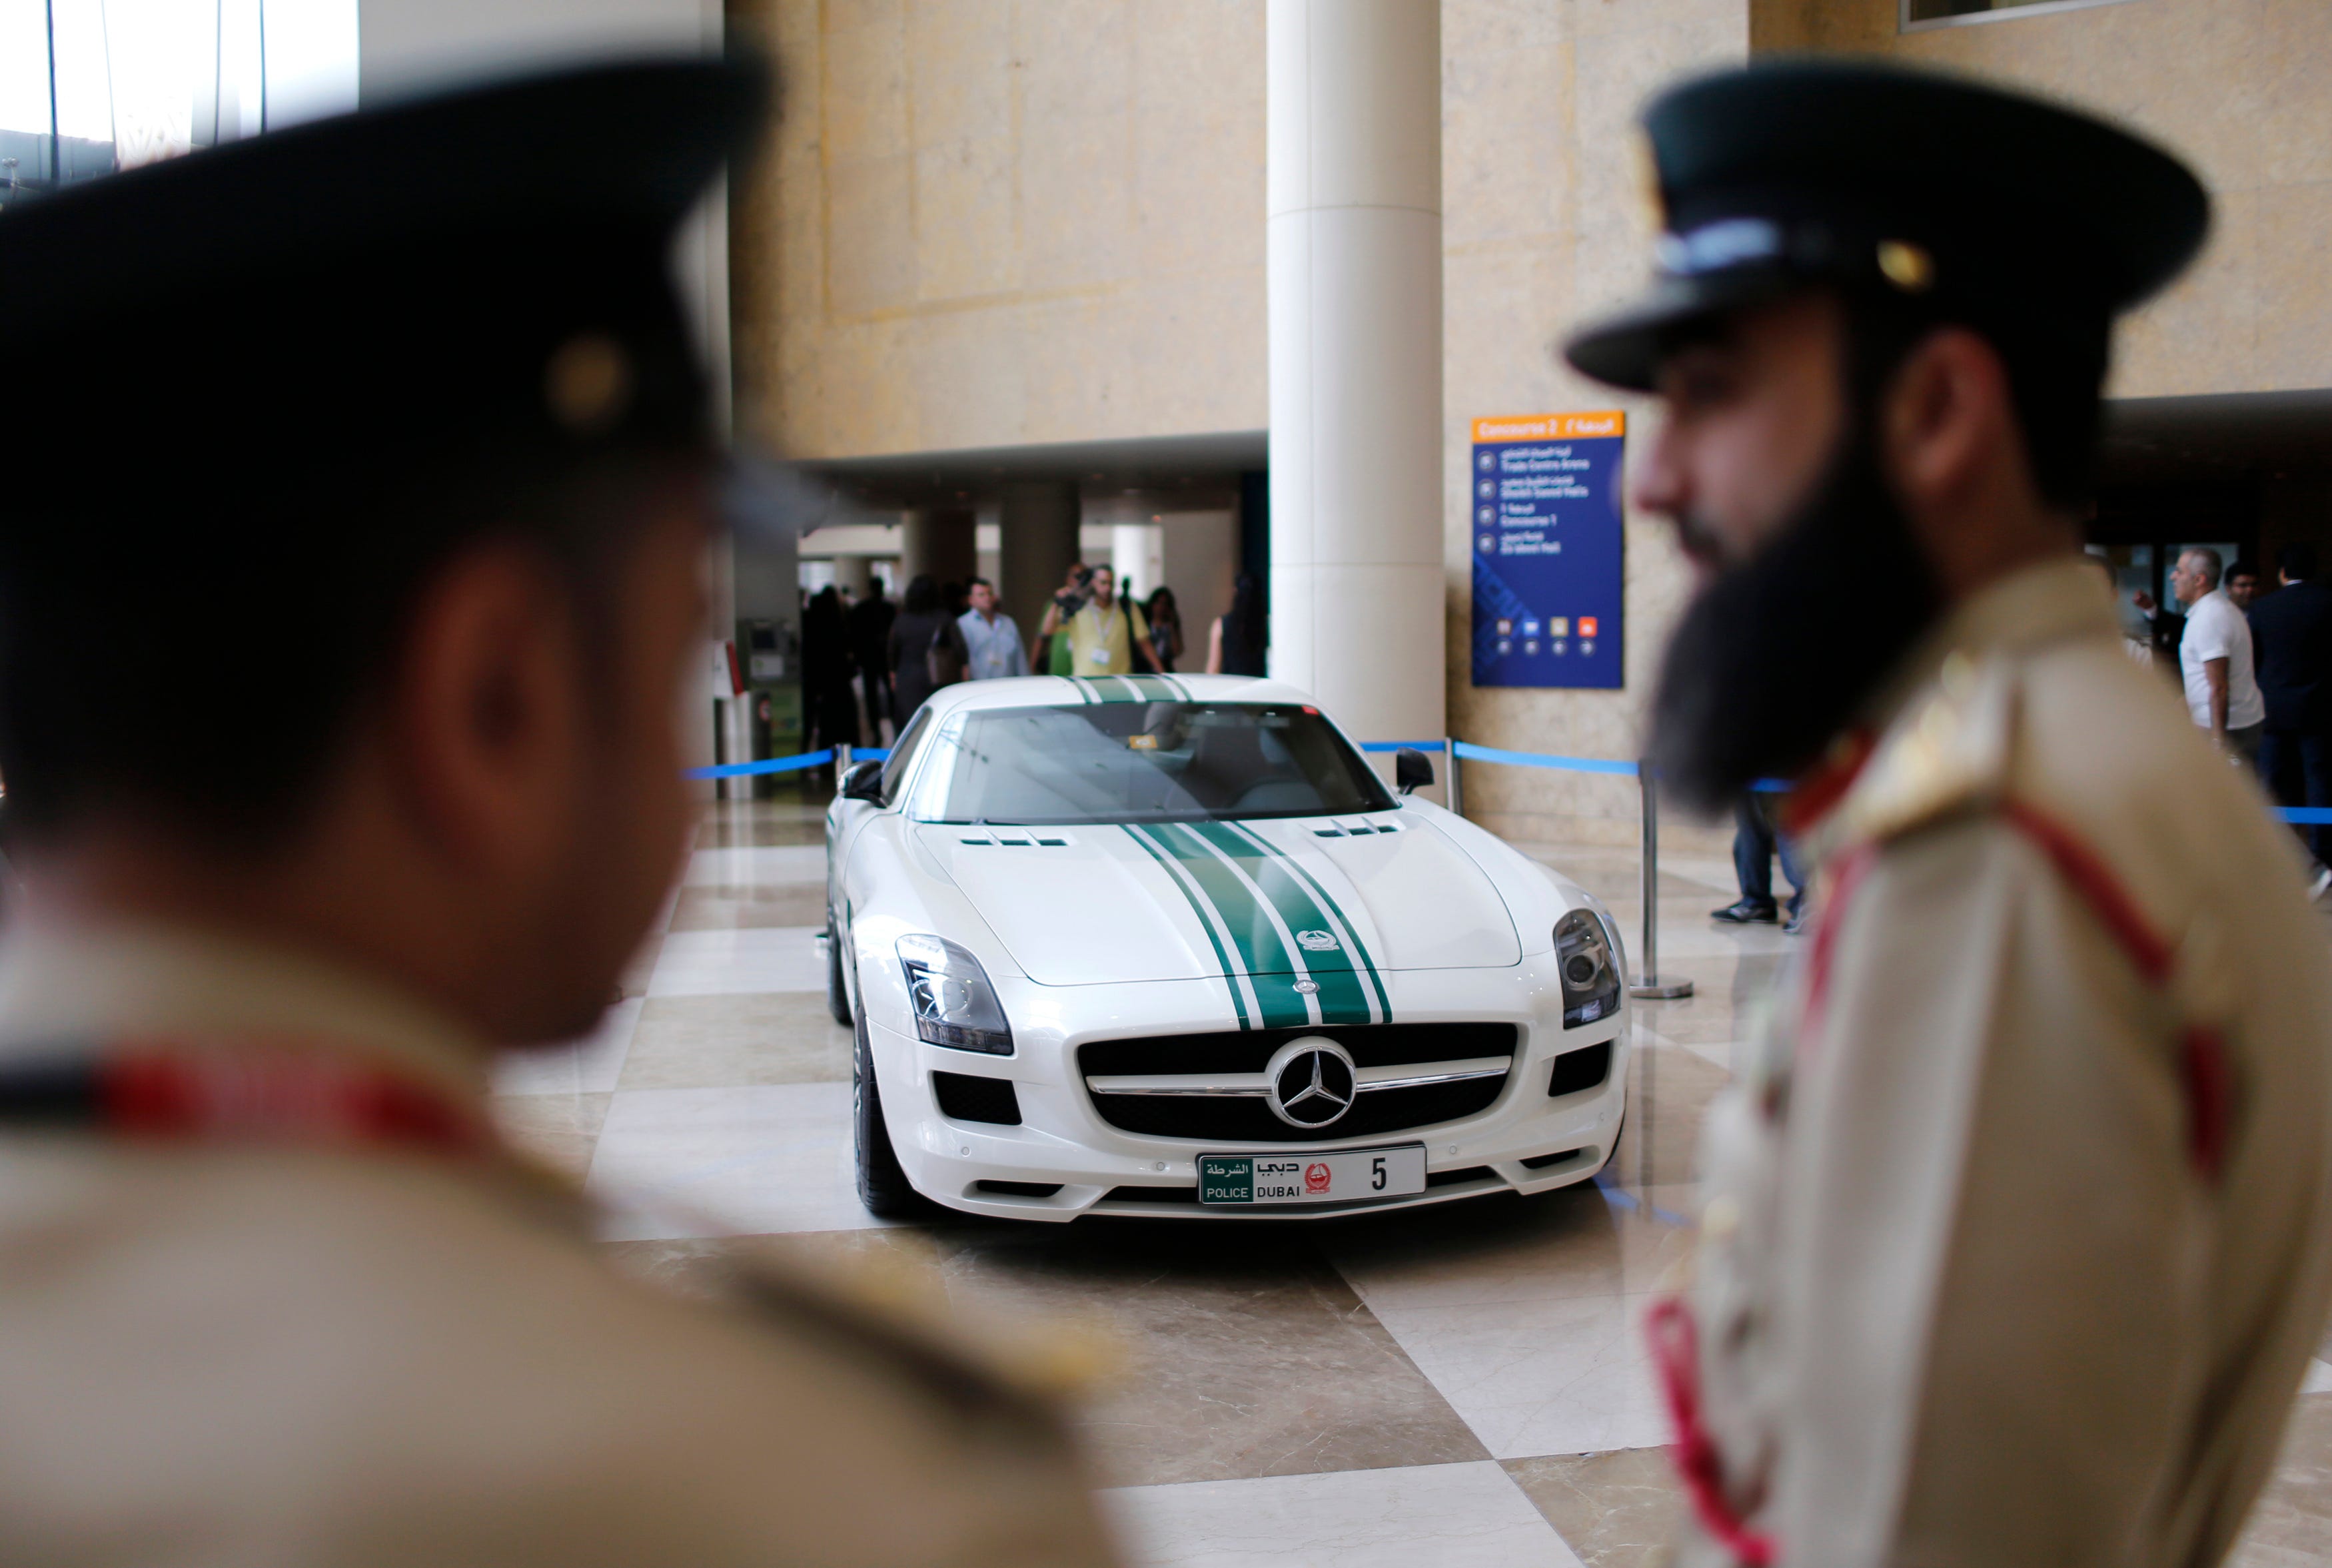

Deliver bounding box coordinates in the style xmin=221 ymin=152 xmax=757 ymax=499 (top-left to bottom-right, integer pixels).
xmin=1295 ymin=929 xmax=1339 ymax=952
xmin=1266 ymin=1037 xmax=1358 ymax=1130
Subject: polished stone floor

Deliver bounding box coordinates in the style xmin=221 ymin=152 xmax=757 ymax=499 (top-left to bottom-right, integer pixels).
xmin=493 ymin=793 xmax=2332 ymax=1567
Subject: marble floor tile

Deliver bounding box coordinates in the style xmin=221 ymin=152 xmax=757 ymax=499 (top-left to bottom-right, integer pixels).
xmin=492 ymin=1091 xmax=612 ymax=1180
xmin=646 ymin=925 xmax=828 ymax=996
xmin=1325 ymin=1181 xmax=1695 ymax=1310
xmin=1606 ymin=1044 xmax=1730 ymax=1192
xmin=681 ymin=844 xmax=828 ymax=889
xmin=618 ymin=990 xmax=852 ymax=1090
xmin=1502 ymin=1449 xmax=1682 ymax=1568
xmin=597 ymin=1223 xmax=1486 ymax=1487
xmin=667 ymin=883 xmax=830 ymax=931
xmin=618 ymin=935 xmax=662 ymax=1000
xmin=491 ymin=998 xmax=641 ymax=1096
xmin=925 ymin=1222 xmax=1492 ymax=1487
xmin=586 ymin=1082 xmax=891 ymax=1240
xmin=695 ymin=797 xmax=829 ymax=850
xmin=1103 ymin=1460 xmax=1582 ymax=1568
xmin=1348 ymin=1287 xmax=1670 ymax=1459
xmin=1610 ymin=919 xmax=1793 ymax=963
xmin=2232 ymin=1395 xmax=2332 ymax=1567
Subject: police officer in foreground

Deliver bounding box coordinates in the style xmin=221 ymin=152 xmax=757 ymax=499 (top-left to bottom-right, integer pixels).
xmin=1565 ymin=62 xmax=2332 ymax=1566
xmin=0 ymin=60 xmax=1117 ymax=1566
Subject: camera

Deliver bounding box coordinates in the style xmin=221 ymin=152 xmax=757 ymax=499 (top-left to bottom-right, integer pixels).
xmin=1053 ymin=565 xmax=1095 ymax=616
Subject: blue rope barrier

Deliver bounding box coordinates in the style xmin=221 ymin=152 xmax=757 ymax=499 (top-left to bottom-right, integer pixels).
xmin=685 ymin=749 xmax=836 ymax=781
xmin=686 ymin=736 xmax=2331 ymax=827
xmin=1451 ymin=740 xmax=1638 ymax=777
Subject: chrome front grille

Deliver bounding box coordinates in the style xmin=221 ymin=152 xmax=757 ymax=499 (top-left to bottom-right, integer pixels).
xmin=1078 ymin=1023 xmax=1518 ymax=1144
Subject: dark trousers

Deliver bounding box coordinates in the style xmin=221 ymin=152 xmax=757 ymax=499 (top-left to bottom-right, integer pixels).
xmin=857 ymin=665 xmax=891 ymax=741
xmin=2259 ymin=729 xmax=2332 ymax=865
xmin=1734 ymin=793 xmax=1806 ymax=915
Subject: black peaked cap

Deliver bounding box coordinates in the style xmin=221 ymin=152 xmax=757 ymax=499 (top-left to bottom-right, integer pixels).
xmin=0 ymin=55 xmax=770 ymax=564
xmin=1565 ymin=59 xmax=2209 ymax=390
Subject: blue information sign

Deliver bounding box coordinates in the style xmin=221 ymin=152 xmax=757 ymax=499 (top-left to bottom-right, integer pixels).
xmin=1469 ymin=411 xmax=1626 ymax=689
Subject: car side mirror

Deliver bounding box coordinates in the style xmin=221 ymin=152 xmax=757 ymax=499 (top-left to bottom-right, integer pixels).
xmin=842 ymin=759 xmax=885 ymax=805
xmin=1394 ymin=746 xmax=1434 ymax=796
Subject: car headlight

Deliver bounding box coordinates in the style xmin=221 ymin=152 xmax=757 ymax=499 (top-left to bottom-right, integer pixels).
xmin=1555 ymin=909 xmax=1620 ymax=1027
xmin=896 ymin=934 xmax=1014 ymax=1054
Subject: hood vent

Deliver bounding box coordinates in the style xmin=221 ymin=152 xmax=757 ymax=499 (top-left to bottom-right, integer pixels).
xmin=1313 ymin=818 xmax=1406 ymax=839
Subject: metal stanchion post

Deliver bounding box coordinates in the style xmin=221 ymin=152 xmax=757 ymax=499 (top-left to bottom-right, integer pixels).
xmin=835 ymin=742 xmax=852 ymax=788
xmin=1443 ymin=736 xmax=1462 ymax=817
xmin=1629 ymin=759 xmax=1694 ymax=1000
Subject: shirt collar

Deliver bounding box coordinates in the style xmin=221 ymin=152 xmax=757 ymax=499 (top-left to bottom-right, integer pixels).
xmin=0 ymin=918 xmax=491 ymax=1108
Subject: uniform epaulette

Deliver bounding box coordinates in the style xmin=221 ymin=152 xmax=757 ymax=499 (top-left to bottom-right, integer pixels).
xmin=1808 ymin=651 xmax=2016 ymax=864
xmin=693 ymin=1239 xmax=1117 ymax=1442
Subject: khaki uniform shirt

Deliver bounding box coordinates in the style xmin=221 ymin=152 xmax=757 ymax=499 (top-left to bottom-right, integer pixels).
xmin=1678 ymin=557 xmax=2332 ymax=1567
xmin=0 ymin=923 xmax=1119 ymax=1567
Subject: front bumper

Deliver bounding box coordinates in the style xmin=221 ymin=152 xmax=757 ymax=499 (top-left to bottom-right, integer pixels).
xmin=865 ymin=963 xmax=1627 ymax=1223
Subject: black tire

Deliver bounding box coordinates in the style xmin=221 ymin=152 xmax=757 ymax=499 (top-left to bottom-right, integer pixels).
xmin=825 ymin=917 xmax=854 ymax=1027
xmin=853 ymin=994 xmax=927 ymax=1218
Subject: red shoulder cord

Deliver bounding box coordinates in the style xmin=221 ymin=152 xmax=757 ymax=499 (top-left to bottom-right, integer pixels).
xmin=1646 ymin=1296 xmax=1776 ymax=1565
xmin=0 ymin=1036 xmax=493 ymax=1158
xmin=1646 ymin=796 xmax=2230 ymax=1567
xmin=1994 ymin=799 xmax=2229 ymax=1180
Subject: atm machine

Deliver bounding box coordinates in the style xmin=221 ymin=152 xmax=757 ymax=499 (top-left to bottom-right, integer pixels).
xmin=739 ymin=617 xmax=803 ymax=798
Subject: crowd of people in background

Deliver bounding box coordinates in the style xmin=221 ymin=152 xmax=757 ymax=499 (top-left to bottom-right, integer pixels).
xmin=1720 ymin=539 xmax=2332 ymax=928
xmin=797 ymin=564 xmax=1265 ymax=753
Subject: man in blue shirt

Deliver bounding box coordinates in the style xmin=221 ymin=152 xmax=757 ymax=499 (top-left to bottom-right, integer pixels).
xmin=957 ymin=578 xmax=1028 ymax=680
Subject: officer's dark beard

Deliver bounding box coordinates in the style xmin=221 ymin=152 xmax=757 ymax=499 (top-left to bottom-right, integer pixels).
xmin=1646 ymin=426 xmax=1943 ymax=817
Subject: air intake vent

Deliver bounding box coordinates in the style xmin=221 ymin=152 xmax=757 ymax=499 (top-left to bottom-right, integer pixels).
xmin=933 ymin=1072 xmax=1021 ymax=1126
xmin=1548 ymin=1041 xmax=1612 ymax=1098
xmin=973 ymin=1179 xmax=1061 ymax=1198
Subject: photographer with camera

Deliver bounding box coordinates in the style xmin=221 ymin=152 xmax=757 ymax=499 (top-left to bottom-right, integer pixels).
xmin=1034 ymin=562 xmax=1160 ymax=679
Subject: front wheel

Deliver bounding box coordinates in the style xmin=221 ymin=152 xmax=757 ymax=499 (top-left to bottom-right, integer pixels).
xmin=853 ymin=996 xmax=927 ymax=1218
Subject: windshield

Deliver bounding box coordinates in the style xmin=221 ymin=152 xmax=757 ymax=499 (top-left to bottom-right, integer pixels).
xmin=905 ymin=702 xmax=1397 ymax=825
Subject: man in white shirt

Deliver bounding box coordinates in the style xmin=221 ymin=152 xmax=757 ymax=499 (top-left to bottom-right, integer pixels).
xmin=957 ymin=577 xmax=1027 ymax=680
xmin=2173 ymin=546 xmax=2267 ymax=763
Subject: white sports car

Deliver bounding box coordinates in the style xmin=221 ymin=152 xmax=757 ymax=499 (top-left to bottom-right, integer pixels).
xmin=824 ymin=674 xmax=1628 ymax=1222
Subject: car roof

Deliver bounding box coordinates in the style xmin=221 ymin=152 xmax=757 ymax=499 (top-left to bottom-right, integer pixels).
xmin=916 ymin=673 xmax=1325 ymax=718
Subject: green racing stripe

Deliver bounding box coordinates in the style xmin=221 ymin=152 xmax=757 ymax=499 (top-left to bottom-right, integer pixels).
xmin=1219 ymin=819 xmax=1393 ymax=1023
xmin=1119 ymin=819 xmax=1390 ymax=1029
xmin=1122 ymin=824 xmax=1257 ymax=1028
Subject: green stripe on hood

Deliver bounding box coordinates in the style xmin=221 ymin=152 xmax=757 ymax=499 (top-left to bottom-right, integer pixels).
xmin=1138 ymin=823 xmax=1317 ymax=1028
xmin=1122 ymin=824 xmax=1252 ymax=1029
xmin=1223 ymin=820 xmax=1393 ymax=1022
xmin=1183 ymin=821 xmax=1377 ymax=1027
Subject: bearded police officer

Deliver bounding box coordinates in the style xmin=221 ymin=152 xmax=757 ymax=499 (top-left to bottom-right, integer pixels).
xmin=0 ymin=61 xmax=1117 ymax=1567
xmin=1565 ymin=62 xmax=2332 ymax=1567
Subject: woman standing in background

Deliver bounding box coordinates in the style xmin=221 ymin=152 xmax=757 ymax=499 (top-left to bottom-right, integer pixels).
xmin=887 ymin=574 xmax=966 ymax=723
xmin=1144 ymin=586 xmax=1184 ymax=673
xmin=1206 ymin=573 xmax=1267 ymax=676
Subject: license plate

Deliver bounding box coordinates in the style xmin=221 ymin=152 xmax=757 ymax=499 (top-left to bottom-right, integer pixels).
xmin=1197 ymin=1144 xmax=1427 ymax=1206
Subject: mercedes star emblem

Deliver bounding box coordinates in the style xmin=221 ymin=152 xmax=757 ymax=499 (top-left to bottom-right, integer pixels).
xmin=1265 ymin=1036 xmax=1359 ymax=1129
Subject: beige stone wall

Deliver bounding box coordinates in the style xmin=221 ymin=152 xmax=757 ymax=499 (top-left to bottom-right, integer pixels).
xmin=1748 ymin=0 xmax=2332 ymax=402
xmin=729 ymin=0 xmax=1269 ymax=460
xmin=1440 ymin=0 xmax=1749 ymax=849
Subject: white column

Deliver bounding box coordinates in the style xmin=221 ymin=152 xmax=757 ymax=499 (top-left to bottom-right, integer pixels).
xmin=1111 ymin=524 xmax=1165 ymax=604
xmin=1267 ymin=0 xmax=1443 ymax=743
